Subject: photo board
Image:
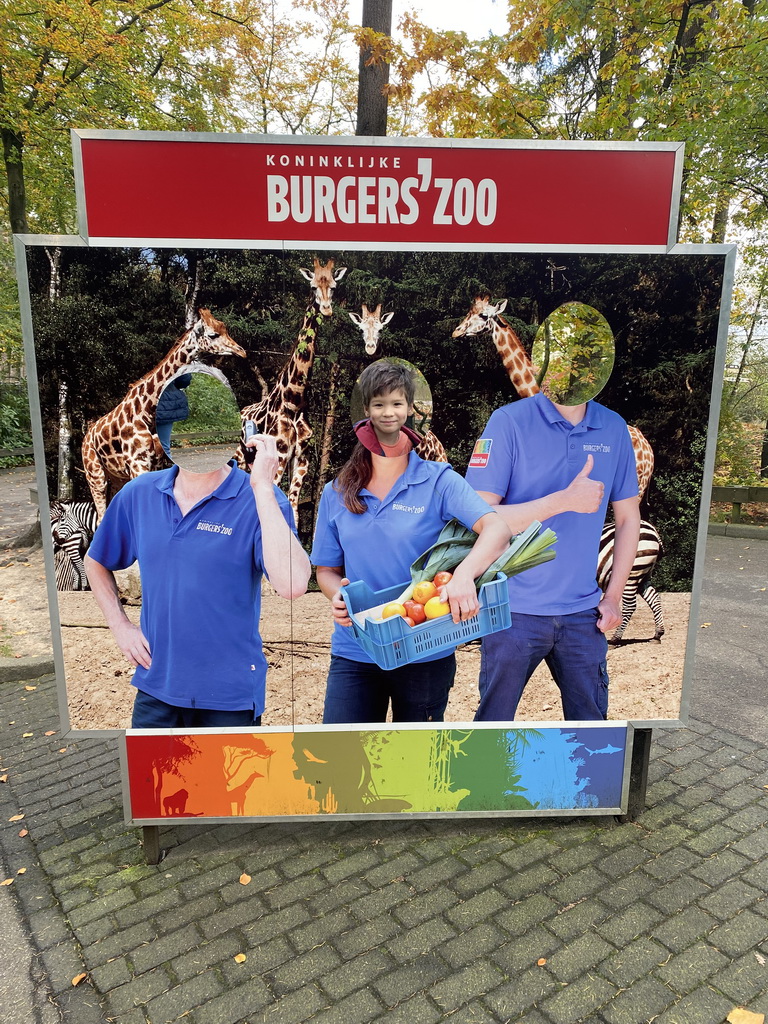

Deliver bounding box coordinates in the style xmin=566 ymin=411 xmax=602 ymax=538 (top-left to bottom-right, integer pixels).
xmin=15 ymin=132 xmax=734 ymax=822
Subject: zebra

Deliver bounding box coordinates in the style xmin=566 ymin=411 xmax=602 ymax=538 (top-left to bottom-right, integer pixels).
xmin=597 ymin=519 xmax=664 ymax=643
xmin=50 ymin=500 xmax=99 ymax=592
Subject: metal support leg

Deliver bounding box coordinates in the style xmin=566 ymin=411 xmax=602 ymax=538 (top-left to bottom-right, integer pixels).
xmin=618 ymin=728 xmax=652 ymax=823
xmin=142 ymin=826 xmax=162 ymax=865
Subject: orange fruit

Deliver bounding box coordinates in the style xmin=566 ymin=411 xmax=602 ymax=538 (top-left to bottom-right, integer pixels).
xmin=412 ymin=581 xmax=437 ymax=605
xmin=403 ymin=616 xmax=416 ymax=628
xmin=433 ymin=571 xmax=453 ymax=588
xmin=381 ymin=602 xmax=407 ymax=619
xmin=424 ymin=595 xmax=450 ymax=619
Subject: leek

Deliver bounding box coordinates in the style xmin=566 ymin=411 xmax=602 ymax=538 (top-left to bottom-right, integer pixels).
xmin=397 ymin=518 xmax=557 ymax=603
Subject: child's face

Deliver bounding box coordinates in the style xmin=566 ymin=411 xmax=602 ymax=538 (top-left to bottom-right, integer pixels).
xmin=365 ymin=388 xmax=413 ymax=444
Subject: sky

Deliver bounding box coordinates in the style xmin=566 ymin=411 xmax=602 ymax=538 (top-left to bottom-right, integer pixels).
xmin=351 ymin=0 xmax=509 ymax=38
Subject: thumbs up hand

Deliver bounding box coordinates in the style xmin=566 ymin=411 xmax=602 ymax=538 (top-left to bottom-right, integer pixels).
xmin=562 ymin=455 xmax=604 ymax=513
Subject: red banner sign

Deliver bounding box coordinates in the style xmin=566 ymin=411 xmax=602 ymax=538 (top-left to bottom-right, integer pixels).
xmin=74 ymin=133 xmax=681 ymax=248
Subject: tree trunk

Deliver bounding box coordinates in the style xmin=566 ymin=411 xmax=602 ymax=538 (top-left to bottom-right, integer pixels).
xmin=1 ymin=125 xmax=28 ymax=235
xmin=184 ymin=254 xmax=202 ymax=328
xmin=711 ymin=192 xmax=730 ymax=243
xmin=356 ymin=0 xmax=392 ymax=137
xmin=761 ymin=420 xmax=768 ymax=479
xmin=313 ymin=360 xmax=341 ymax=531
xmin=46 ymin=246 xmax=72 ymax=500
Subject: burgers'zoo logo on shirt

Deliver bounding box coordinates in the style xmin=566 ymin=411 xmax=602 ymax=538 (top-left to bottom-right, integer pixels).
xmin=392 ymin=503 xmax=426 ymax=514
xmin=196 ymin=520 xmax=233 ymax=536
xmin=583 ymin=443 xmax=612 ymax=454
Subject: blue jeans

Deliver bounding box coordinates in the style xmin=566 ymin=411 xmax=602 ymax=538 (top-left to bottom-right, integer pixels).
xmin=476 ymin=609 xmax=609 ymax=721
xmin=132 ymin=689 xmax=262 ymax=728
xmin=323 ymin=654 xmax=456 ymax=724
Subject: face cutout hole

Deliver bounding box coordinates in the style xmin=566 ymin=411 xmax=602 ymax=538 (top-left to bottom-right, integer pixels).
xmin=157 ymin=365 xmax=242 ymax=474
xmin=531 ymin=302 xmax=615 ymax=406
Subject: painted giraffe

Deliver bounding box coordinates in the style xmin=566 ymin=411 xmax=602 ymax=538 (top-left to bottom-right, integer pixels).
xmin=452 ymin=295 xmax=655 ymax=498
xmin=82 ymin=309 xmax=246 ymax=519
xmin=348 ymin=303 xmax=394 ymax=355
xmin=239 ymin=258 xmax=347 ymax=517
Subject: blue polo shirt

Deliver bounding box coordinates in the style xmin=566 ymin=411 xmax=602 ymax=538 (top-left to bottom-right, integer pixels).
xmin=311 ymin=453 xmax=494 ymax=663
xmin=465 ymin=394 xmax=637 ymax=615
xmin=87 ymin=462 xmax=294 ymax=714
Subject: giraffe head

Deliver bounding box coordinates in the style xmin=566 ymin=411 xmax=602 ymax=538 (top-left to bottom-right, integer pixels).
xmin=298 ymin=258 xmax=347 ymax=316
xmin=451 ymin=295 xmax=508 ymax=339
xmin=348 ymin=303 xmax=394 ymax=355
xmin=186 ymin=308 xmax=247 ymax=360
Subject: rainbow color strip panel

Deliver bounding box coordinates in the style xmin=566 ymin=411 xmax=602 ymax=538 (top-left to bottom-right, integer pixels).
xmin=122 ymin=723 xmax=631 ymax=822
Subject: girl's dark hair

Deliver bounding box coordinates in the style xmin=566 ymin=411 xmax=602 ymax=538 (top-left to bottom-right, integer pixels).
xmin=335 ymin=361 xmax=417 ymax=514
xmin=335 ymin=442 xmax=371 ymax=514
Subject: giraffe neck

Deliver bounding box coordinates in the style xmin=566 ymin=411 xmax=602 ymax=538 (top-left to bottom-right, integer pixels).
xmin=132 ymin=335 xmax=196 ymax=401
xmin=272 ymin=306 xmax=321 ymax=413
xmin=491 ymin=317 xmax=539 ymax=398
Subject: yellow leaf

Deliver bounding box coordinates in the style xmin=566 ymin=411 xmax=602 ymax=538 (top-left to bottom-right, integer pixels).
xmin=1 ymin=879 xmax=13 ymax=886
xmin=24 ymin=686 xmax=36 ymax=691
xmin=17 ymin=868 xmax=26 ymax=875
xmin=22 ymin=733 xmax=33 ymax=738
xmin=45 ymin=731 xmax=55 ymax=736
xmin=9 ymin=814 xmax=24 ymax=822
xmin=0 ymin=775 xmax=7 ymax=783
xmin=727 ymin=1010 xmax=765 ymax=1024
xmin=71 ymin=973 xmax=87 ymax=987
xmin=239 ymin=873 xmax=251 ymax=885
xmin=234 ymin=953 xmax=247 ymax=964
xmin=18 ymin=829 xmax=28 ymax=837
xmin=59 ymin=748 xmax=67 ymax=753
xmin=537 ymin=958 xmax=547 ymax=966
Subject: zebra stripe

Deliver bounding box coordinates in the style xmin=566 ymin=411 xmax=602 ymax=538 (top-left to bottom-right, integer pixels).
xmin=50 ymin=500 xmax=99 ymax=592
xmin=597 ymin=520 xmax=664 ymax=642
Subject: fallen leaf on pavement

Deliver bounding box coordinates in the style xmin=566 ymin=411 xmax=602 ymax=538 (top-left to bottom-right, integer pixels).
xmin=16 ymin=868 xmax=26 ymax=875
xmin=239 ymin=873 xmax=251 ymax=885
xmin=24 ymin=686 xmax=36 ymax=692
xmin=727 ymin=1010 xmax=764 ymax=1024
xmin=44 ymin=731 xmax=55 ymax=736
xmin=0 ymin=775 xmax=7 ymax=783
xmin=18 ymin=829 xmax=28 ymax=837
xmin=22 ymin=733 xmax=33 ymax=738
xmin=9 ymin=814 xmax=24 ymax=821
xmin=537 ymin=958 xmax=547 ymax=966
xmin=1 ymin=879 xmax=13 ymax=886
xmin=234 ymin=954 xmax=247 ymax=964
xmin=59 ymin=748 xmax=67 ymax=753
xmin=71 ymin=974 xmax=87 ymax=987
xmin=700 ymin=622 xmax=711 ymax=628
xmin=755 ymin=952 xmax=766 ymax=966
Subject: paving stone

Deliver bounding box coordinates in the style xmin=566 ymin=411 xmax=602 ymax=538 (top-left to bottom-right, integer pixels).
xmin=732 ymin=829 xmax=768 ymax=861
xmin=491 ymin=927 xmax=562 ymax=973
xmin=86 ymin=956 xmax=133 ymax=994
xmin=495 ymin=863 xmax=560 ymax=901
xmin=639 ymin=823 xmax=697 ymax=854
xmin=252 ymin=982 xmax=326 ymax=1023
xmin=305 ymin=986 xmax=385 ymax=1024
xmin=686 ymin=823 xmax=742 ymax=856
xmin=321 ymin=949 xmax=393 ymax=1002
xmin=599 ymin=869 xmax=657 ymax=909
xmin=498 ymin=837 xmax=557 ymax=872
xmin=190 ymin=976 xmax=273 ymax=1024
xmin=719 ymin=783 xmax=765 ymax=809
xmin=446 ymin=886 xmax=510 ymax=930
xmin=655 ymin=941 xmax=730 ymax=993
xmin=726 ymin=802 xmax=768 ymax=832
xmin=322 ymin=848 xmax=383 ymax=884
xmin=267 ymin=942 xmax=342 ymax=996
xmin=598 ymin=937 xmax=670 ymax=988
xmin=289 ymin=908 xmax=358 ymax=956
xmin=38 ymin=940 xmax=90 ymax=995
xmin=370 ymin=992 xmax=443 ymax=1024
xmin=452 ymin=858 xmax=511 ymax=896
xmin=547 ymin=897 xmax=613 ymax=941
xmin=440 ymin=922 xmax=507 ymax=968
xmin=482 ymin=966 xmax=562 ymax=1019
xmin=363 ymin=851 xmax=423 ymax=889
xmin=386 ymin=917 xmax=457 ymax=964
xmin=429 ymin=960 xmax=506 ymax=1011
xmin=541 ymin=971 xmax=617 ymax=1023
xmin=710 ymin=949 xmax=768 ymax=1003
xmin=373 ymin=953 xmax=451 ymax=1008
xmin=171 ymin=932 xmax=244 ymax=982
xmin=742 ymin=856 xmax=768 ymax=891
xmin=222 ymin=902 xmax=310 ymax=944
xmin=645 ymin=875 xmax=712 ymax=914
xmin=104 ymin=966 xmax=173 ymax=1016
xmin=669 ymin=762 xmax=715 ymax=787
xmin=600 ymin=976 xmax=676 ymax=1024
xmin=651 ymin=907 xmax=718 ymax=953
xmin=548 ymin=865 xmax=609 ymax=903
xmin=262 ymin=873 xmax=326 ymax=910
xmin=80 ymin=921 xmax=157 ymax=970
xmin=644 ymin=848 xmax=704 ymax=882
xmin=596 ymin=902 xmax=664 ymax=947
xmin=697 ymin=878 xmax=763 ymax=920
xmin=393 ymin=886 xmax=460 ymax=928
xmin=309 ymin=879 xmax=370 ymax=916
xmin=707 ymin=764 xmax=756 ymax=788
xmin=130 ymin=923 xmax=204 ymax=974
xmin=707 ymin=910 xmax=768 ymax=957
xmin=690 ymin=848 xmax=751 ymax=886
xmin=348 ymin=880 xmax=414 ymax=922
xmin=546 ymin=932 xmax=615 ymax=983
xmin=653 ymin=986 xmax=734 ymax=1024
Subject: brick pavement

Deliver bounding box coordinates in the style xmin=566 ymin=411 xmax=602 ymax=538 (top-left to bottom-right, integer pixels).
xmin=0 ymin=670 xmax=766 ymax=1024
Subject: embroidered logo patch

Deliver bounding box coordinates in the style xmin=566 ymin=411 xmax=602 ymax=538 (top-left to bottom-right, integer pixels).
xmin=583 ymin=442 xmax=612 ymax=454
xmin=469 ymin=438 xmax=492 ymax=468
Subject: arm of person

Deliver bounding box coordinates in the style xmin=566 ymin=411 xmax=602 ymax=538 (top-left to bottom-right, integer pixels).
xmin=441 ymin=511 xmax=512 ymax=623
xmin=315 ymin=565 xmax=352 ymax=627
xmin=596 ymin=496 xmax=641 ymax=634
xmin=84 ymin=554 xmax=152 ymax=669
xmin=474 ymin=453 xmax=604 ymax=534
xmin=247 ymin=434 xmax=311 ymax=599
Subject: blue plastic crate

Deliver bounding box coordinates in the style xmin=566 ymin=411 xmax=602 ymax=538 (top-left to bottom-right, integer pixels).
xmin=341 ymin=573 xmax=511 ymax=670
